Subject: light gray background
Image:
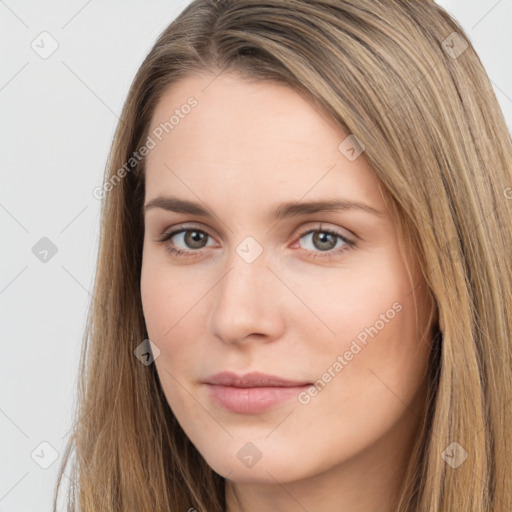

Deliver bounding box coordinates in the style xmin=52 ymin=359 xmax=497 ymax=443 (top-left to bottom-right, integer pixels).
xmin=1 ymin=1 xmax=511 ymax=510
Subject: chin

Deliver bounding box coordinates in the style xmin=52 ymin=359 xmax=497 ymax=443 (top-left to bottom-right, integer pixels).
xmin=196 ymin=439 xmax=318 ymax=484
xmin=211 ymin=460 xmax=300 ymax=484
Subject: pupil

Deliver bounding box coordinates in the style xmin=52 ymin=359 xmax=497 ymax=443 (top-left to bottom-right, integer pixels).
xmin=314 ymin=232 xmax=335 ymax=251
xmin=186 ymin=231 xmax=206 ymax=248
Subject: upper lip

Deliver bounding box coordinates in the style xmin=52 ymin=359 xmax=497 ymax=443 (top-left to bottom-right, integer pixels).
xmin=204 ymin=371 xmax=311 ymax=388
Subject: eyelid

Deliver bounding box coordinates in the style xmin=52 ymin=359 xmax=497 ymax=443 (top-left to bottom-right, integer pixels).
xmin=157 ymin=222 xmax=219 ymax=244
xmin=157 ymin=222 xmax=355 ymax=244
xmin=291 ymin=221 xmax=356 ymax=242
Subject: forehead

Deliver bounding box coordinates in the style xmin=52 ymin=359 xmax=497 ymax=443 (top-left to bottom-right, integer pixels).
xmin=144 ymin=72 xmax=382 ymax=213
xmin=148 ymin=72 xmax=342 ymax=157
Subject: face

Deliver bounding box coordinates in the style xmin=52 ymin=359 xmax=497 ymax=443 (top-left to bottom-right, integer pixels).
xmin=140 ymin=72 xmax=435 ymax=485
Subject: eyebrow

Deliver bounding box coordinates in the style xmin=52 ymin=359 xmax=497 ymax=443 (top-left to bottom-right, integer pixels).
xmin=144 ymin=196 xmax=385 ymax=220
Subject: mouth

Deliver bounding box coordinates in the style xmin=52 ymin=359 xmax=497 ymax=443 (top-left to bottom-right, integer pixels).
xmin=203 ymin=371 xmax=312 ymax=414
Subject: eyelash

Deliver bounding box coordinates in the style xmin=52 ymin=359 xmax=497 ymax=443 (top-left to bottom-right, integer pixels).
xmin=157 ymin=225 xmax=356 ymax=260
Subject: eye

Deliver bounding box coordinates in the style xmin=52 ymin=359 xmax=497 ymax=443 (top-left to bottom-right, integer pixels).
xmin=157 ymin=224 xmax=356 ymax=259
xmin=294 ymin=225 xmax=355 ymax=259
xmin=158 ymin=227 xmax=216 ymax=258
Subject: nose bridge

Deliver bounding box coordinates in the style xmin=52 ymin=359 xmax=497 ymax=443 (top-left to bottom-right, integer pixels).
xmin=208 ymin=236 xmax=284 ymax=344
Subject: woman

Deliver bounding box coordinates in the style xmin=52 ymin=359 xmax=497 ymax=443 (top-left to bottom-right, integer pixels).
xmin=54 ymin=1 xmax=512 ymax=511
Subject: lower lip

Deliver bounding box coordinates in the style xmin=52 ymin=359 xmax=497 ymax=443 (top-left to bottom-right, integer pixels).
xmin=205 ymin=384 xmax=311 ymax=414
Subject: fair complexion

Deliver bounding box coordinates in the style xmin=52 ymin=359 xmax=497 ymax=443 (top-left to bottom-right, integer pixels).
xmin=140 ymin=72 xmax=435 ymax=512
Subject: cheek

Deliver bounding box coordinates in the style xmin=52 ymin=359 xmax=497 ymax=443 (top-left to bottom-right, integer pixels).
xmin=140 ymin=249 xmax=195 ymax=339
xmin=305 ymin=253 xmax=412 ymax=349
xmin=140 ymin=251 xmax=207 ymax=381
xmin=301 ymin=251 xmax=430 ymax=401
xmin=140 ymin=269 xmax=171 ymax=339
xmin=140 ymin=255 xmax=201 ymax=417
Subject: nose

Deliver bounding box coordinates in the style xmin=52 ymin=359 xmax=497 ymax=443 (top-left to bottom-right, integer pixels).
xmin=207 ymin=245 xmax=286 ymax=347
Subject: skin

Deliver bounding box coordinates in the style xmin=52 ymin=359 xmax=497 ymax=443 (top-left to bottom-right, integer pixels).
xmin=140 ymin=71 xmax=436 ymax=512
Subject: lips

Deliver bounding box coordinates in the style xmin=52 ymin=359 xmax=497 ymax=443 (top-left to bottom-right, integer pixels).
xmin=204 ymin=371 xmax=310 ymax=388
xmin=203 ymin=371 xmax=312 ymax=414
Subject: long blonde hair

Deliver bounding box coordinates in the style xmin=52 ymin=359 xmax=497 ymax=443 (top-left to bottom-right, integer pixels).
xmin=53 ymin=1 xmax=512 ymax=510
